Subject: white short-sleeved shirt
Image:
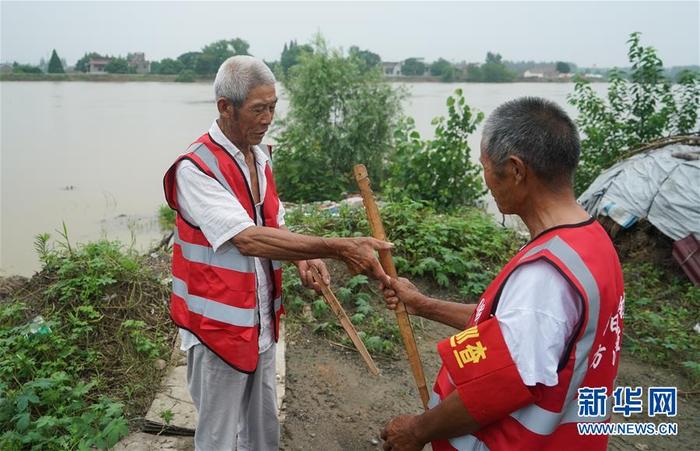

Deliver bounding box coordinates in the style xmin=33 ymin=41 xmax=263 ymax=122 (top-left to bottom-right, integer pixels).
xmin=496 ymin=260 xmax=583 ymax=387
xmin=455 ymin=260 xmax=583 ymax=450
xmin=175 ymin=120 xmax=285 ymax=354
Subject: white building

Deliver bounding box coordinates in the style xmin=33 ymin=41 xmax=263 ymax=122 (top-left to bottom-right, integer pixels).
xmin=523 ymin=70 xmax=545 ymax=79
xmin=382 ymin=61 xmax=402 ymax=76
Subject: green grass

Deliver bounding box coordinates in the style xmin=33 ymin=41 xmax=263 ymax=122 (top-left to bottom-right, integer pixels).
xmin=622 ymin=262 xmax=700 ymax=382
xmin=158 ymin=205 xmax=176 ymax=232
xmin=283 ymin=200 xmax=521 ymax=355
xmin=286 ymin=199 xmax=522 ymax=299
xmin=284 ymin=200 xmax=700 ymax=384
xmin=0 ymin=232 xmax=173 ymax=449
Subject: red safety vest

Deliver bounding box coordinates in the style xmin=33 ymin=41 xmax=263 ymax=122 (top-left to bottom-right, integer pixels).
xmin=163 ymin=133 xmax=284 ymax=373
xmin=431 ymin=219 xmax=624 ymax=450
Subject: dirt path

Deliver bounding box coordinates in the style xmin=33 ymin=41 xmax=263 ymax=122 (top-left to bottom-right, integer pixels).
xmin=281 ymin=317 xmax=699 ymax=450
xmin=281 ymin=317 xmax=451 ymax=451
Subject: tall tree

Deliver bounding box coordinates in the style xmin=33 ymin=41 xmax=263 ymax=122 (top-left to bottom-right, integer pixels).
xmin=177 ymin=52 xmax=202 ymax=71
xmin=229 ymin=38 xmax=250 ymax=56
xmin=200 ymin=38 xmax=250 ymax=74
xmin=349 ymin=46 xmax=381 ymax=71
xmin=430 ymin=58 xmax=456 ymax=81
xmin=465 ymin=63 xmax=483 ymax=82
xmin=280 ymin=40 xmax=313 ymax=76
xmin=481 ymin=52 xmax=515 ymax=82
xmin=485 ymin=52 xmax=503 ymax=65
xmin=47 ymin=49 xmax=65 ymax=73
xmin=556 ymin=61 xmax=571 ymax=73
xmin=105 ymin=57 xmax=129 ymax=74
xmin=156 ymin=58 xmax=184 ymax=75
xmin=194 ymin=53 xmax=218 ymax=75
xmin=401 ymin=58 xmax=426 ymax=76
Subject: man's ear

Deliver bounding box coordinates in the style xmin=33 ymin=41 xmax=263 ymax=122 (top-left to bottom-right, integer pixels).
xmin=217 ymin=97 xmax=234 ymax=118
xmin=508 ymin=155 xmax=527 ymax=184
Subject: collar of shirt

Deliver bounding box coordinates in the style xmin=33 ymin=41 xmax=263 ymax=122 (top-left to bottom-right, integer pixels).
xmin=209 ymin=120 xmax=270 ymax=206
xmin=208 ymin=120 xmax=271 ymax=170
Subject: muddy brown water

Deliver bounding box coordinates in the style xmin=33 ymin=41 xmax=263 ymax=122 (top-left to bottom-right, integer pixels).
xmin=1 ymin=81 xmax=610 ymax=277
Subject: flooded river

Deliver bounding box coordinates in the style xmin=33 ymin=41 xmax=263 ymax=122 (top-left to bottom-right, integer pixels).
xmin=0 ymin=81 xmax=609 ymax=275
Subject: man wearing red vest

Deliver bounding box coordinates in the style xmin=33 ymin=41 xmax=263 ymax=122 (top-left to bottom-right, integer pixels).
xmin=163 ymin=55 xmax=391 ymax=451
xmin=380 ymin=97 xmax=624 ymax=450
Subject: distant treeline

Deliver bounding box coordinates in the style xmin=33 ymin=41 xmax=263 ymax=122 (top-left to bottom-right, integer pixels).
xmin=5 ymin=37 xmax=698 ymax=83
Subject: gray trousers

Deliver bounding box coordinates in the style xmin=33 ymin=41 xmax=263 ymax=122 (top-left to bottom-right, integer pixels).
xmin=187 ymin=344 xmax=279 ymax=451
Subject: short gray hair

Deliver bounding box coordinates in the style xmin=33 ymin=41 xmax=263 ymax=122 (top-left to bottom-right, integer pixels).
xmin=214 ymin=55 xmax=276 ymax=107
xmin=482 ymin=97 xmax=580 ymax=187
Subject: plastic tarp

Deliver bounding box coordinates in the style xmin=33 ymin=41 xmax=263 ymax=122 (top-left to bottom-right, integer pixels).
xmin=578 ymin=144 xmax=700 ymax=241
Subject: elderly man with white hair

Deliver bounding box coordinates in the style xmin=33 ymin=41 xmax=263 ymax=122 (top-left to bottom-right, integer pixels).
xmin=163 ymin=55 xmax=391 ymax=450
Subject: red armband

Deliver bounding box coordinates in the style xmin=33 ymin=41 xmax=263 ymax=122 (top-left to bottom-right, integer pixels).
xmin=437 ymin=317 xmax=535 ymax=426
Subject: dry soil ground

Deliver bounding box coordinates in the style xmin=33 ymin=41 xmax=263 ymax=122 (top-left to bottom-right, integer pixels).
xmin=281 ymin=312 xmax=699 ymax=451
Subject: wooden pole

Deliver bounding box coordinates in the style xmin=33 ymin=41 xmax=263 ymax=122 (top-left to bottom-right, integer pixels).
xmin=353 ymin=164 xmax=430 ymax=410
xmin=309 ymin=266 xmax=380 ymax=376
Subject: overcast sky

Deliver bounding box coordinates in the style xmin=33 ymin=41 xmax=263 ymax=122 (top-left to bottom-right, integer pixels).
xmin=1 ymin=1 xmax=698 ymax=68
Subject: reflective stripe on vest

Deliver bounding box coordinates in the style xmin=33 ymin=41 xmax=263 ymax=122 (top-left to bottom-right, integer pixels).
xmin=509 ymin=236 xmax=607 ymax=434
xmin=429 ymin=390 xmax=489 ymax=450
xmin=172 ymin=276 xmax=258 ymax=327
xmin=274 ymin=296 xmax=282 ymax=312
xmin=435 ymin=235 xmax=610 ymax=449
xmin=164 ymin=134 xmax=286 ymax=372
xmin=192 ymin=144 xmax=237 ymax=196
xmin=192 ymin=143 xmax=285 ymax=273
xmin=174 ymin=229 xmax=254 ymax=273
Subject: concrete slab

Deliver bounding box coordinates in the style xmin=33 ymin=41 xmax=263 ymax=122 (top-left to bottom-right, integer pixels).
xmin=144 ymin=364 xmax=197 ymax=429
xmin=112 ymin=432 xmax=193 ymax=450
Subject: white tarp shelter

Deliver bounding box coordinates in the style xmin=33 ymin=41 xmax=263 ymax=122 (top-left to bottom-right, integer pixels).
xmin=578 ymin=142 xmax=700 ymax=241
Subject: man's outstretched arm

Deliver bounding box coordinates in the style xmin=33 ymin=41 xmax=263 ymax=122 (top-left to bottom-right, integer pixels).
xmin=233 ymin=226 xmax=392 ymax=281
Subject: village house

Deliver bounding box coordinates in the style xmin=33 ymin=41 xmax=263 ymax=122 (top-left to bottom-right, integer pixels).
xmin=382 ymin=61 xmax=403 ymax=76
xmin=127 ymin=53 xmax=150 ymax=74
xmin=88 ymin=58 xmax=110 ymax=73
xmin=523 ymin=69 xmax=545 ymax=79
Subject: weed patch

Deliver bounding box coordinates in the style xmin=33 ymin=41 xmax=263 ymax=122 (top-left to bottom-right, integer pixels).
xmin=623 ymin=262 xmax=700 ymax=382
xmin=283 ymin=200 xmax=521 ymax=356
xmin=0 ymin=232 xmax=174 ymax=449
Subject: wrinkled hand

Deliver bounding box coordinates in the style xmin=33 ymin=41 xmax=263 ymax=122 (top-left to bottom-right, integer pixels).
xmin=295 ymin=259 xmax=330 ymax=294
xmin=379 ymin=277 xmax=423 ymax=315
xmin=340 ymin=237 xmax=392 ymax=283
xmin=381 ymin=415 xmax=425 ymax=451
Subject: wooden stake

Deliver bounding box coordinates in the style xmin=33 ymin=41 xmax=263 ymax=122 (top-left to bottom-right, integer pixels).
xmin=309 ymin=266 xmax=380 ymax=376
xmin=353 ymin=164 xmax=430 ymax=410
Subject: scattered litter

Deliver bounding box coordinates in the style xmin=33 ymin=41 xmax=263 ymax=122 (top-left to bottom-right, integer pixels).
xmin=285 ymin=195 xmax=367 ymax=217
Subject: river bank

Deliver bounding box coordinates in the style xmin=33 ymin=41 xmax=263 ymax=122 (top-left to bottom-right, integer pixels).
xmin=1 ymin=72 xmax=607 ymax=83
xmin=1 ymin=201 xmax=697 ymax=449
xmin=0 ymin=73 xmax=182 ymax=82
